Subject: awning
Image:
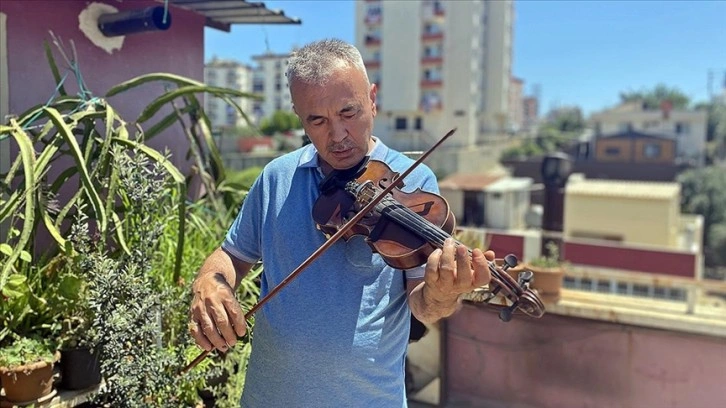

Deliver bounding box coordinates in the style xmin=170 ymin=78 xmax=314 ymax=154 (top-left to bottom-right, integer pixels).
xmin=168 ymin=0 xmax=301 ymax=32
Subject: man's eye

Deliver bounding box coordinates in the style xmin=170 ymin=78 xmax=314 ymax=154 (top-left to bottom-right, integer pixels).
xmin=311 ymin=119 xmax=324 ymax=126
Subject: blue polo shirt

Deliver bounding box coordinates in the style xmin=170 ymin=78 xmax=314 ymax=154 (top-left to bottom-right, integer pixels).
xmin=223 ymin=138 xmax=438 ymax=408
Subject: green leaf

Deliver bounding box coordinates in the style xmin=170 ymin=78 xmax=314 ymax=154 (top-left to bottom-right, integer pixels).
xmin=44 ymin=41 xmax=67 ymax=96
xmin=1 ymin=121 xmax=36 ymax=291
xmin=136 ymin=85 xmax=259 ymax=124
xmin=42 ymin=107 xmax=107 ymax=233
xmin=58 ymin=274 xmax=82 ymax=299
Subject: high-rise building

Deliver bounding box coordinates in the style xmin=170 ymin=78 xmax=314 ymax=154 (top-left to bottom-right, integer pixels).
xmin=204 ymin=57 xmax=254 ymax=130
xmin=251 ymin=52 xmax=294 ymax=125
xmin=355 ymin=0 xmax=514 ymax=151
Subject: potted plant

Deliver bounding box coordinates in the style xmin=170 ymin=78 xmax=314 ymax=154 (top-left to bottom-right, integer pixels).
xmin=0 ymin=336 xmax=57 ymax=404
xmin=511 ymin=241 xmax=566 ymax=303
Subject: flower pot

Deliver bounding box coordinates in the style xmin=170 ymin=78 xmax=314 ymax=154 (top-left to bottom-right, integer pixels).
xmin=0 ymin=360 xmax=55 ymax=403
xmin=524 ymin=263 xmax=564 ymax=303
xmin=499 ymin=260 xmax=564 ymax=304
xmin=59 ymin=347 xmax=102 ymax=390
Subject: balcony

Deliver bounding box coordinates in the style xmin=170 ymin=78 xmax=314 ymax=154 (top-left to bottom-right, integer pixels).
xmin=365 ymin=35 xmax=381 ymax=46
xmin=420 ymin=56 xmax=443 ymax=65
xmin=365 ymin=60 xmax=381 ymax=69
xmin=422 ymin=32 xmax=444 ymax=41
xmin=420 ymin=79 xmax=442 ymax=87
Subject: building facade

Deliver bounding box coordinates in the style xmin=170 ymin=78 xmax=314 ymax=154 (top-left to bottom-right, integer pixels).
xmin=204 ymin=57 xmax=254 ymax=130
xmin=250 ymin=52 xmax=293 ymax=125
xmin=590 ymin=101 xmax=708 ymax=166
xmin=593 ymin=130 xmax=676 ymax=164
xmin=355 ymin=0 xmax=514 ymax=151
xmin=508 ymin=76 xmax=524 ymax=133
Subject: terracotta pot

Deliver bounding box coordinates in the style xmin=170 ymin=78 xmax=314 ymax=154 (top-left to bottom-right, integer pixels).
xmin=496 ymin=259 xmax=564 ymax=303
xmin=0 ymin=360 xmax=55 ymax=403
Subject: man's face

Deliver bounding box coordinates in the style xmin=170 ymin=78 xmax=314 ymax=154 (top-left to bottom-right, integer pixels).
xmin=291 ymin=65 xmax=377 ymax=170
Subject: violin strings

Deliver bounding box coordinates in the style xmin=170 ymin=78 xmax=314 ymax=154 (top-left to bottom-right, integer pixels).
xmin=359 ymin=184 xmax=513 ymax=291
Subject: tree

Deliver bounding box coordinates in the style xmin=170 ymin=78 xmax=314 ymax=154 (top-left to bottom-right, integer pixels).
xmin=619 ymin=83 xmax=690 ymax=110
xmin=694 ymin=101 xmax=726 ymax=163
xmin=678 ymin=166 xmax=726 ymax=268
xmin=259 ymin=110 xmax=302 ymax=135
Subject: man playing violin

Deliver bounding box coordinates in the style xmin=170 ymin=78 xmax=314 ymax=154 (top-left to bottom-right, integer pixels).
xmin=189 ymin=38 xmax=494 ymax=407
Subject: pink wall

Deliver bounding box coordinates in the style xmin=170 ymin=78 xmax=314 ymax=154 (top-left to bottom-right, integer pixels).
xmin=486 ymin=232 xmax=525 ymax=260
xmin=1 ymin=0 xmax=206 ymax=173
xmin=445 ymin=303 xmax=725 ymax=408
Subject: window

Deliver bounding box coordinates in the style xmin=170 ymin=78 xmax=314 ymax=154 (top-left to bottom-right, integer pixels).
xmin=618 ymin=122 xmax=633 ymax=132
xmin=632 ymin=284 xmax=650 ymax=297
xmin=414 ymin=117 xmax=422 ymax=130
xmin=395 ymin=117 xmax=407 ymax=130
xmin=643 ymin=143 xmax=661 ymax=158
xmin=605 ymin=147 xmax=621 ymax=156
xmin=675 ymin=122 xmax=690 ymax=135
xmin=596 ymin=280 xmax=611 ymax=293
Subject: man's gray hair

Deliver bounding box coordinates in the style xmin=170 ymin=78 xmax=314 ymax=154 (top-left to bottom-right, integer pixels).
xmin=286 ymin=39 xmax=369 ymax=87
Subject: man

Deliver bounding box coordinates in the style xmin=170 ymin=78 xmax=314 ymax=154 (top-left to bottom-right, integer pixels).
xmin=189 ymin=39 xmax=493 ymax=407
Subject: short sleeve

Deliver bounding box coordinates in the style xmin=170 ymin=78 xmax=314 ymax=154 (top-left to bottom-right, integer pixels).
xmin=222 ymin=172 xmax=265 ymax=263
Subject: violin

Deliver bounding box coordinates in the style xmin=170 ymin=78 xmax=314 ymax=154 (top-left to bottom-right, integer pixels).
xmin=181 ymin=128 xmax=544 ymax=374
xmin=312 ymin=159 xmax=545 ymax=322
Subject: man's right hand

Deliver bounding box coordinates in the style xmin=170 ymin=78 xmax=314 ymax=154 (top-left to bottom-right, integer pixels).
xmin=188 ymin=248 xmax=251 ymax=352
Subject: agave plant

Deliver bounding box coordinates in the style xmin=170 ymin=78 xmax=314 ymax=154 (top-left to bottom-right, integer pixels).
xmin=0 ymin=39 xmax=260 ymax=291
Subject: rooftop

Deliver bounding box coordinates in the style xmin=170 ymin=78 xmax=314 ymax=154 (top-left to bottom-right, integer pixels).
xmin=438 ymin=173 xmax=503 ymax=191
xmin=566 ymin=178 xmax=680 ymax=200
xmin=484 ymin=177 xmax=532 ymax=192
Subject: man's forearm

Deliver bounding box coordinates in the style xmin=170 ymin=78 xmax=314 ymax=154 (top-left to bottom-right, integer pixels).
xmin=193 ymin=248 xmax=248 ymax=291
xmin=408 ymin=282 xmax=462 ymax=324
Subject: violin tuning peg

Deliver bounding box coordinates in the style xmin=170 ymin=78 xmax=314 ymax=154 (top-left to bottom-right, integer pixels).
xmin=517 ymin=270 xmax=534 ymax=287
xmin=499 ymin=302 xmax=517 ymax=322
xmin=502 ymin=254 xmax=518 ymax=271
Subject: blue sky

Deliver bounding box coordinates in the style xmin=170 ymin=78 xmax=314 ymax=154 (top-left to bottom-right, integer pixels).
xmin=204 ymin=0 xmax=726 ymax=116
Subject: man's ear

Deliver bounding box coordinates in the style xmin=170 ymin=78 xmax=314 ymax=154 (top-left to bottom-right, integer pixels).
xmin=370 ymin=84 xmax=378 ymax=116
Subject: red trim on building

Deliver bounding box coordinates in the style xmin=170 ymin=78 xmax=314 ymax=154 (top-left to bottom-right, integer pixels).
xmin=563 ymin=241 xmax=696 ymax=277
xmin=420 ymin=79 xmax=442 ymax=87
xmin=421 ymin=56 xmax=443 ymax=64
xmin=422 ymin=32 xmax=444 ymax=41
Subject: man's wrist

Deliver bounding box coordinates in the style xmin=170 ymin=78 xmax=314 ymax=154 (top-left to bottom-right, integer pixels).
xmin=422 ymin=284 xmax=460 ymax=310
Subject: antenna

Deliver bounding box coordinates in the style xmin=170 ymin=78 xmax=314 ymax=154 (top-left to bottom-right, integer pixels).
xmin=263 ymin=26 xmax=271 ymax=53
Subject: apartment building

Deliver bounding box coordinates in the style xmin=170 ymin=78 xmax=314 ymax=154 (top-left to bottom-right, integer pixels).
xmin=355 ymin=0 xmax=513 ymax=152
xmin=251 ymin=52 xmax=294 ymax=125
xmin=204 ymin=57 xmax=254 ymax=130
xmin=590 ymin=101 xmax=708 ymax=166
xmin=509 ymin=77 xmax=524 ymax=133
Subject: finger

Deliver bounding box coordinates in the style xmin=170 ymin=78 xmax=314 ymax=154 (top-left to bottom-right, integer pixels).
xmin=188 ymin=320 xmax=213 ymax=352
xmin=454 ymin=243 xmax=472 ymax=287
xmin=198 ymin=308 xmax=228 ymax=352
xmin=425 ymin=248 xmax=443 ymax=283
xmin=438 ymin=238 xmax=457 ymax=284
xmin=483 ymin=250 xmax=495 ymax=261
xmin=207 ymin=301 xmax=237 ymax=349
xmin=222 ymin=296 xmax=247 ymax=338
xmin=471 ymin=248 xmax=492 ymax=287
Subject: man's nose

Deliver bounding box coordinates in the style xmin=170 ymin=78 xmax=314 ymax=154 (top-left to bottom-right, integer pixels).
xmin=329 ymin=119 xmax=348 ymax=143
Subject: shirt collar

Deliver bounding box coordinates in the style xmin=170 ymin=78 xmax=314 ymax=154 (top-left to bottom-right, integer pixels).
xmin=297 ymin=136 xmax=388 ymax=170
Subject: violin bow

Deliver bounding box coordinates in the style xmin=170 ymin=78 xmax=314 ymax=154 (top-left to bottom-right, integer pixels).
xmin=181 ymin=128 xmax=458 ymax=374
